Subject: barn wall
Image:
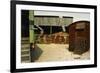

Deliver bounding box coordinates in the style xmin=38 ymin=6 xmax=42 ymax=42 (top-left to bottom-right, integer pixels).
xmin=34 ymin=10 xmax=90 ymax=25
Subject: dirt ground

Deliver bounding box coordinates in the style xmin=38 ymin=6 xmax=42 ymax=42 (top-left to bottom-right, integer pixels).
xmin=34 ymin=44 xmax=90 ymax=62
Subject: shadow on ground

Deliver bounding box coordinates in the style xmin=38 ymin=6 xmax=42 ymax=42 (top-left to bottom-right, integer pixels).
xmin=31 ymin=44 xmax=43 ymax=62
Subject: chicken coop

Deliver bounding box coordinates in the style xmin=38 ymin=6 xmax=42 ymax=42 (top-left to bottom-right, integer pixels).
xmin=68 ymin=21 xmax=90 ymax=55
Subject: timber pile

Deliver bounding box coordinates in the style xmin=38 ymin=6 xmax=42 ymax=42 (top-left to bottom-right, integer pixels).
xmin=36 ymin=32 xmax=69 ymax=44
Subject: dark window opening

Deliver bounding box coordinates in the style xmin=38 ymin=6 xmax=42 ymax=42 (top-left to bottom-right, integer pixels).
xmin=21 ymin=10 xmax=29 ymax=37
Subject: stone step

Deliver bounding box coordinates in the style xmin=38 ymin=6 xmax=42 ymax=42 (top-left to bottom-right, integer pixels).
xmin=21 ymin=49 xmax=30 ymax=52
xmin=21 ymin=37 xmax=30 ymax=62
xmin=21 ymin=54 xmax=30 ymax=57
xmin=21 ymin=41 xmax=29 ymax=44
xmin=21 ymin=37 xmax=29 ymax=41
xmin=21 ymin=51 xmax=30 ymax=55
xmin=21 ymin=56 xmax=30 ymax=62
xmin=21 ymin=60 xmax=30 ymax=63
xmin=21 ymin=44 xmax=30 ymax=49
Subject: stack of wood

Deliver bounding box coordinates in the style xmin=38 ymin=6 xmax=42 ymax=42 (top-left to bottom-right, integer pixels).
xmin=52 ymin=32 xmax=69 ymax=44
xmin=37 ymin=32 xmax=69 ymax=44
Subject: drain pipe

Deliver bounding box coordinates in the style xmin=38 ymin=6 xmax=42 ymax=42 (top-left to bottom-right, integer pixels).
xmin=35 ymin=25 xmax=44 ymax=36
xmin=62 ymin=25 xmax=66 ymax=32
xmin=59 ymin=16 xmax=66 ymax=32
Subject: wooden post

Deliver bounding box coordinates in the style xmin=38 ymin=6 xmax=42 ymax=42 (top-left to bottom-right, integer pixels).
xmin=29 ymin=10 xmax=35 ymax=43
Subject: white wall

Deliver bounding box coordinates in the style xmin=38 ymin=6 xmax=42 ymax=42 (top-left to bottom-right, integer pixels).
xmin=35 ymin=10 xmax=90 ymax=22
